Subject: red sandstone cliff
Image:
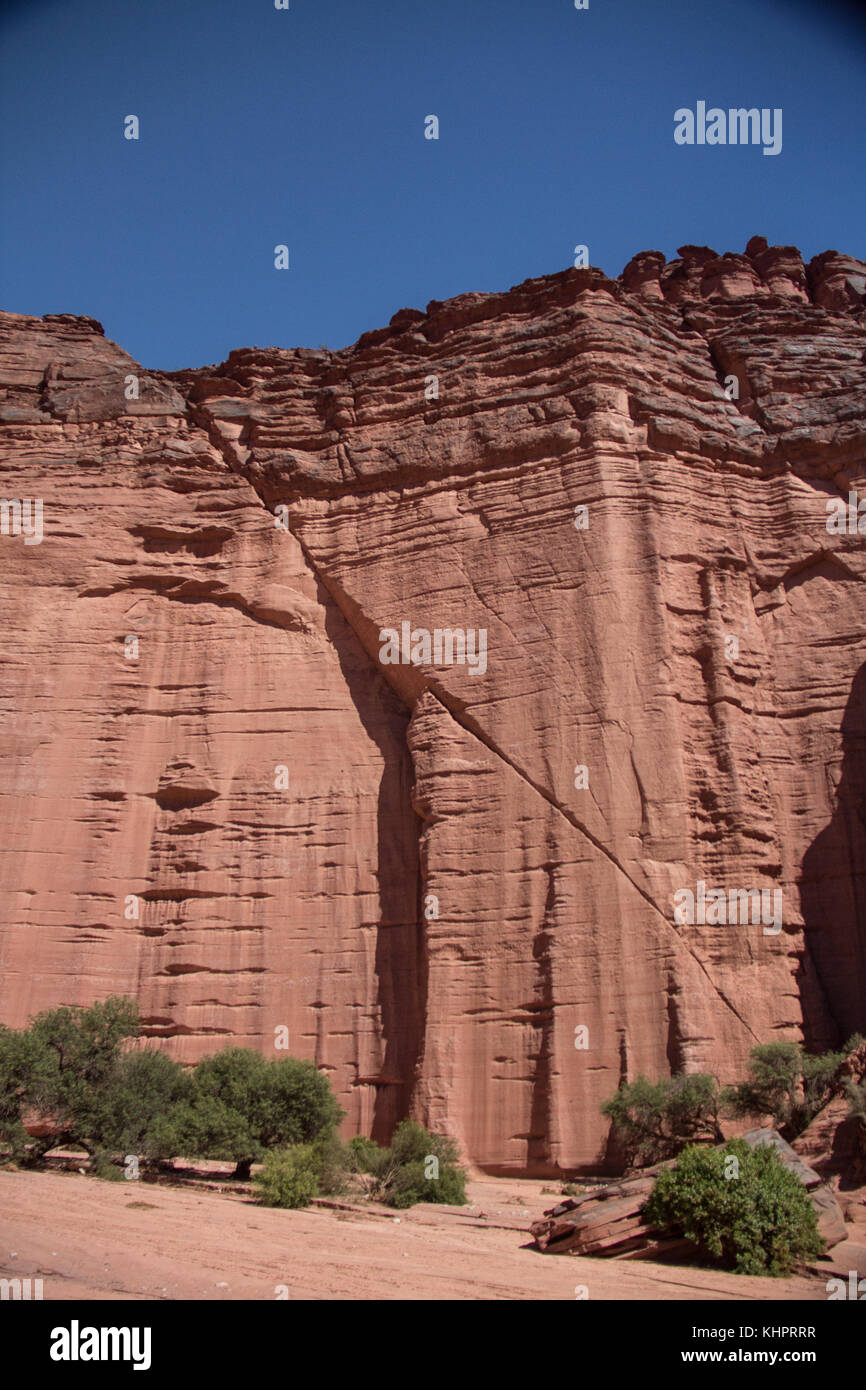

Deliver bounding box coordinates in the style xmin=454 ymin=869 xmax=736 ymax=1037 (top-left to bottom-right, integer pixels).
xmin=1 ymin=238 xmax=864 ymax=1172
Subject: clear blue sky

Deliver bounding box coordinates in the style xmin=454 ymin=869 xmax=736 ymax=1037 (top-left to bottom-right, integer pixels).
xmin=1 ymin=0 xmax=864 ymax=370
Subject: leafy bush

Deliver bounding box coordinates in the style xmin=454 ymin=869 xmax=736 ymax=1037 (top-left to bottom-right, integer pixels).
xmin=601 ymin=1073 xmax=724 ymax=1166
xmin=90 ymin=1150 xmax=126 ymax=1181
xmin=310 ymin=1130 xmax=352 ymax=1196
xmin=644 ymin=1139 xmax=824 ymax=1276
xmin=253 ymin=1145 xmax=320 ymax=1209
xmin=387 ymin=1157 xmax=467 ymax=1209
xmin=347 ymin=1134 xmax=386 ymax=1173
xmin=348 ymin=1120 xmax=467 ymax=1208
xmin=29 ymin=996 xmax=140 ymax=1090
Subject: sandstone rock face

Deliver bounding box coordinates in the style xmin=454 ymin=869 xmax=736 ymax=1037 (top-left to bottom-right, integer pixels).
xmin=1 ymin=239 xmax=865 ymax=1173
xmin=0 ymin=314 xmax=422 ymax=1145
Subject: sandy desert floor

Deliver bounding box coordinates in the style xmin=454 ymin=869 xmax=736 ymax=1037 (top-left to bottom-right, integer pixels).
xmin=3 ymin=1166 xmax=865 ymax=1301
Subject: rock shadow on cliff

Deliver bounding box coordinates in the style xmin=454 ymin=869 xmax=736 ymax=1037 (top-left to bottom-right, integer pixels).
xmin=318 ymin=581 xmax=427 ymax=1145
xmin=798 ymin=661 xmax=866 ymax=1049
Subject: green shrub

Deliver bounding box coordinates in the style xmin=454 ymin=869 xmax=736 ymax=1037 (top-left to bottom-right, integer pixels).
xmin=347 ymin=1120 xmax=467 ymax=1208
xmin=310 ymin=1131 xmax=352 ymax=1196
xmin=389 ymin=1119 xmax=451 ymax=1167
xmin=1 ymin=996 xmax=464 ymax=1206
xmin=90 ymin=1150 xmax=125 ymax=1181
xmin=387 ymin=1156 xmax=467 ymax=1209
xmin=644 ymin=1139 xmax=824 ymax=1276
xmin=253 ymin=1145 xmax=320 ymax=1209
xmin=601 ymin=1073 xmax=723 ymax=1166
xmin=347 ymin=1134 xmax=387 ymax=1174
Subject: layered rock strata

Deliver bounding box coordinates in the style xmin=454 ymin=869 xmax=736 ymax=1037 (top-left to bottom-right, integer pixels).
xmin=1 ymin=238 xmax=864 ymax=1171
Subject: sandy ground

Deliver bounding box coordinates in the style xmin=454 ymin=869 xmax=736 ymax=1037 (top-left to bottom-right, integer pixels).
xmin=1 ymin=1167 xmax=863 ymax=1301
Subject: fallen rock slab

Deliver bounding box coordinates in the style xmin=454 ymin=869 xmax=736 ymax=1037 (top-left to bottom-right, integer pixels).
xmin=531 ymin=1172 xmax=672 ymax=1257
xmin=741 ymin=1127 xmax=822 ymax=1188
xmin=810 ymin=1184 xmax=848 ymax=1249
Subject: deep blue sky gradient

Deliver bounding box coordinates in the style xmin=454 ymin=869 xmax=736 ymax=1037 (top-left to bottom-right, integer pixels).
xmin=1 ymin=0 xmax=864 ymax=369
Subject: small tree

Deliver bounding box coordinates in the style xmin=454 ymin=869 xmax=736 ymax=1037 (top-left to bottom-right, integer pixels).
xmin=845 ymin=1073 xmax=866 ymax=1180
xmin=187 ymin=1048 xmax=268 ymax=1177
xmin=189 ymin=1048 xmax=343 ymax=1179
xmin=88 ymin=1048 xmax=194 ymax=1163
xmin=644 ymin=1139 xmax=824 ymax=1276
xmin=601 ymin=1073 xmax=724 ymax=1166
xmin=723 ymin=1042 xmax=803 ymax=1133
xmin=0 ymin=1026 xmax=43 ymax=1161
xmin=23 ymin=996 xmax=141 ymax=1160
xmin=846 ymin=1078 xmax=866 ymax=1127
xmin=260 ymin=1054 xmax=343 ymax=1152
xmin=723 ymin=1040 xmax=861 ymax=1138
